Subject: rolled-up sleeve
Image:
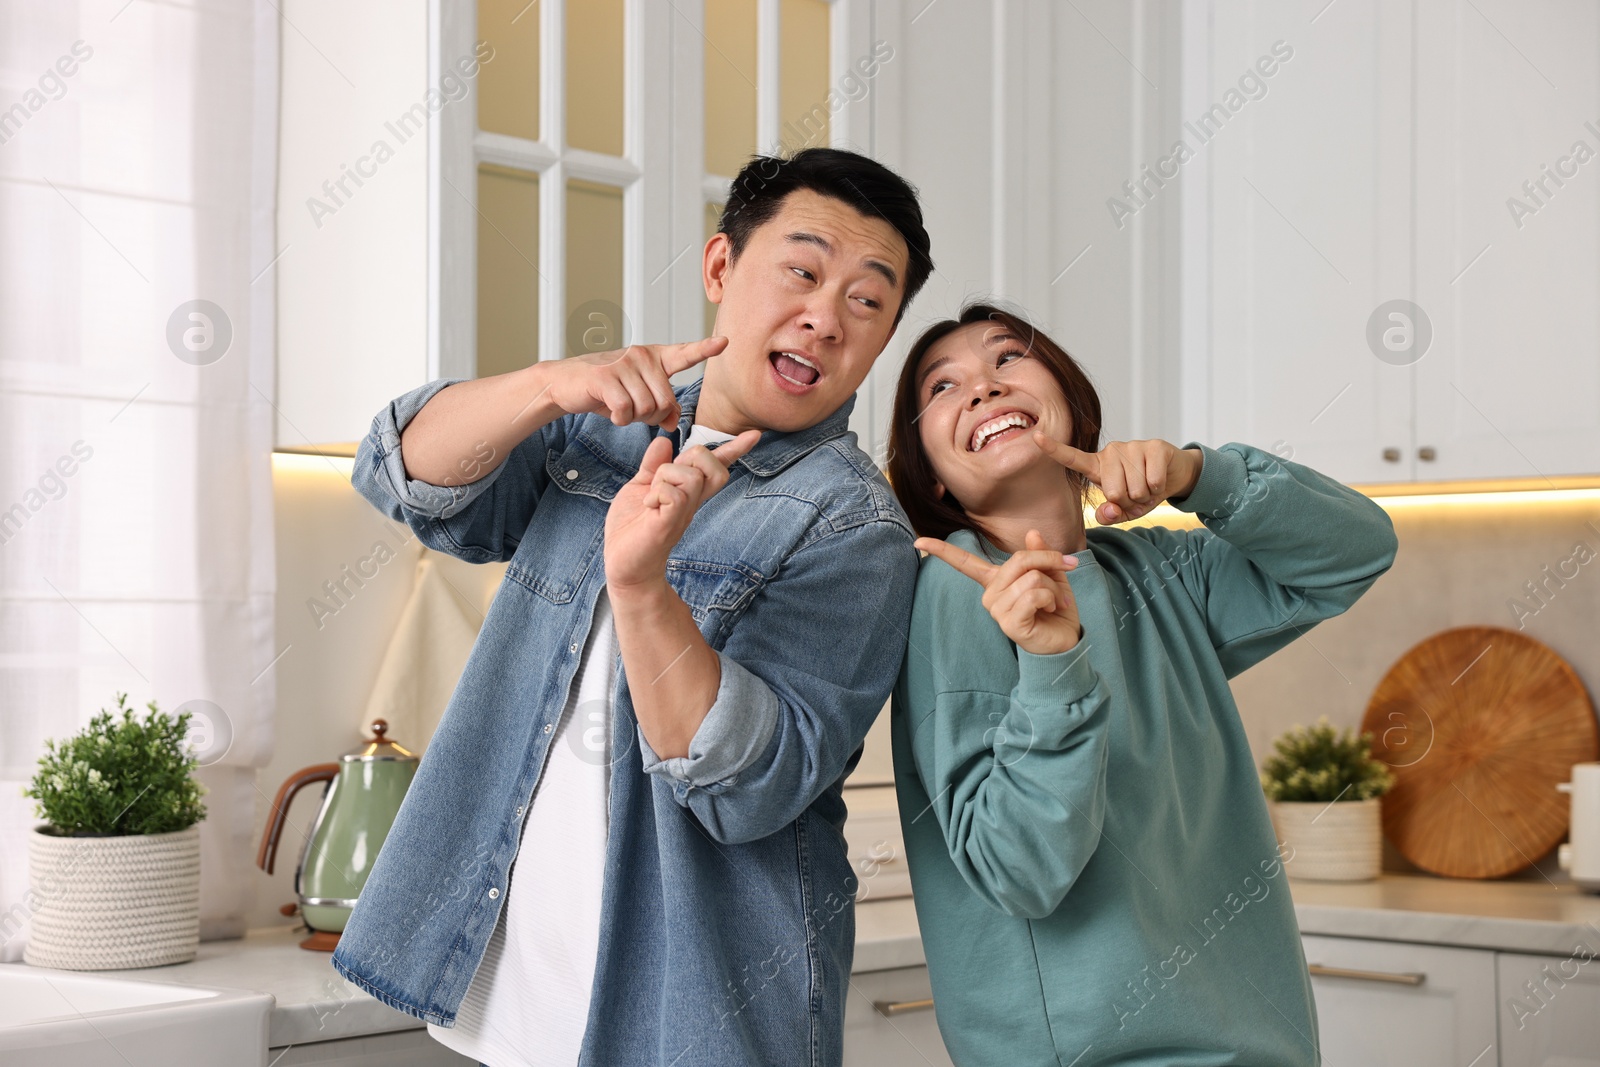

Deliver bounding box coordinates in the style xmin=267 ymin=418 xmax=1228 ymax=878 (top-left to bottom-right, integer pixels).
xmin=636 ymin=655 xmax=781 ymax=790
xmin=351 ymin=377 xmax=566 ymax=564
xmin=636 ymin=516 xmax=918 ymax=844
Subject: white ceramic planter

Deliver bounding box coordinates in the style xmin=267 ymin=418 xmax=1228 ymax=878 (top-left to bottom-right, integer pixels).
xmin=25 ymin=824 xmax=201 ymax=970
xmin=1269 ymin=798 xmax=1383 ymax=882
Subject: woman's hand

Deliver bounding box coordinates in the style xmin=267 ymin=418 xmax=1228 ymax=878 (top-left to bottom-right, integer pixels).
xmin=914 ymin=531 xmax=1082 ymax=655
xmin=1031 ymin=433 xmax=1202 ymax=524
xmin=604 ymin=431 xmax=762 ymax=593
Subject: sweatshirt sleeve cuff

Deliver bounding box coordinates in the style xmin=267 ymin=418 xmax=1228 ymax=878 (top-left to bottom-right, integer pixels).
xmin=637 ymin=652 xmax=781 ymax=792
xmin=1167 ymin=441 xmax=1248 ymax=518
xmin=1015 ymin=639 xmax=1097 ymax=708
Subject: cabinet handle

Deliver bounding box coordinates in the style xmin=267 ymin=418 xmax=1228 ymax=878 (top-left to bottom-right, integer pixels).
xmin=1307 ymin=963 xmax=1425 ymax=986
xmin=1382 ymin=448 xmax=1401 ymax=462
xmin=873 ymin=997 xmax=936 ymax=1016
xmin=1418 ymin=446 xmax=1436 ymax=461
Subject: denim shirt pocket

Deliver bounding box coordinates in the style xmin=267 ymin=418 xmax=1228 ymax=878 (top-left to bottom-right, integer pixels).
xmin=667 ymin=557 xmax=766 ymax=646
xmin=503 ymin=435 xmax=627 ymax=604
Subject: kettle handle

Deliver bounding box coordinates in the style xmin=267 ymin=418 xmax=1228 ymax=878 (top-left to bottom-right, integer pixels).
xmin=257 ymin=763 xmax=341 ymax=875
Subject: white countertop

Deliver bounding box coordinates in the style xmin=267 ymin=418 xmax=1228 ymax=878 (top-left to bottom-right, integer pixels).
xmin=1290 ymin=872 xmax=1600 ymax=955
xmin=9 ymin=876 xmax=1597 ymax=1049
xmin=20 ymin=897 xmax=926 ymax=1049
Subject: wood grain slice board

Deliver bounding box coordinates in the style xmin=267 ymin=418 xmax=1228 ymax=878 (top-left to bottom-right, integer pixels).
xmin=1361 ymin=626 xmax=1599 ymax=879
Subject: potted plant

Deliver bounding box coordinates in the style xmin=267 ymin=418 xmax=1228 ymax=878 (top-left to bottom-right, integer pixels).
xmin=21 ymin=692 xmax=208 ymax=969
xmin=1261 ymin=717 xmax=1394 ymax=882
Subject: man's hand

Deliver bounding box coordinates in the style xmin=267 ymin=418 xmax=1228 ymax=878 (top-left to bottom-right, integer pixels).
xmin=914 ymin=531 xmax=1082 ymax=655
xmin=545 ymin=338 xmax=729 ymax=429
xmin=1031 ymin=433 xmax=1202 ymax=524
xmin=604 ymin=430 xmax=762 ymax=592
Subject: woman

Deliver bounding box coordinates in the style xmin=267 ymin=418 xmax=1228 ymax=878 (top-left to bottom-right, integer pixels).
xmin=884 ymin=302 xmax=1397 ymax=1066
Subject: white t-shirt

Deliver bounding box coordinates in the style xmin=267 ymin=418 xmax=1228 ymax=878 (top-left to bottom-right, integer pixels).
xmin=426 ymin=423 xmax=735 ymax=1067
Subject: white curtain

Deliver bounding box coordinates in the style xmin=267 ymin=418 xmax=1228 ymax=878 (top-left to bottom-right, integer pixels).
xmin=0 ymin=0 xmax=279 ymax=957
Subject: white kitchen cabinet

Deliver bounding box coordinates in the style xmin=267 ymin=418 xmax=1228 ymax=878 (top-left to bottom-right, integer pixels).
xmin=269 ymin=1026 xmax=473 ymax=1066
xmin=844 ymin=965 xmax=955 ymax=1066
xmin=1411 ymin=0 xmax=1600 ymax=484
xmin=1301 ymin=934 xmax=1498 ymax=1066
xmin=1205 ymin=0 xmax=1415 ymax=485
xmin=1200 ymin=0 xmax=1600 ymax=486
xmin=276 ymin=0 xmax=433 ymax=452
xmin=1498 ymin=949 xmax=1600 ymax=1067
xmin=842 ymin=784 xmax=913 ymax=902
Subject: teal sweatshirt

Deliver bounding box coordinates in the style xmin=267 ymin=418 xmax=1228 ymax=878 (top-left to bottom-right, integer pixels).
xmin=890 ymin=440 xmax=1398 ymax=1067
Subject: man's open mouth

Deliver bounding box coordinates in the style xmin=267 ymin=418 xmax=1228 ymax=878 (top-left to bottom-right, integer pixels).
xmin=770 ymin=351 xmax=822 ymax=388
xmin=969 ymin=411 xmax=1036 ymax=452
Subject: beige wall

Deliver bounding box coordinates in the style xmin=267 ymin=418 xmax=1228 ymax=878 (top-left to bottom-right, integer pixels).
xmin=252 ymin=459 xmax=503 ymax=932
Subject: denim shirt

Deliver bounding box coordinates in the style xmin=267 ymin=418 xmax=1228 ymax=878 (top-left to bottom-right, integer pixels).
xmin=329 ymin=373 xmax=918 ymax=1066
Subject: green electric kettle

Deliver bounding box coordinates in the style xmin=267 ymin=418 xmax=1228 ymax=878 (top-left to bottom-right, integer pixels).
xmin=256 ymin=718 xmax=418 ymax=951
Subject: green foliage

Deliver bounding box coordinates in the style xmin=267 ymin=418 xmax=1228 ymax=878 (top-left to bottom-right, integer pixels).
xmin=1260 ymin=716 xmax=1394 ymax=803
xmin=22 ymin=692 xmax=208 ymax=836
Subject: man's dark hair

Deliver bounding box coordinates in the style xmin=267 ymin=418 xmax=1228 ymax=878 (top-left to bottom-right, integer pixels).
xmin=716 ymin=147 xmax=934 ymax=326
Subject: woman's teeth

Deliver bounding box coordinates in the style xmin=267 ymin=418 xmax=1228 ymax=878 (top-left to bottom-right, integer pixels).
xmin=969 ymin=413 xmax=1034 ymax=452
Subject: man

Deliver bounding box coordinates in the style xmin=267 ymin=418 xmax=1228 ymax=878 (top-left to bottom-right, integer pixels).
xmin=331 ymin=147 xmax=934 ymax=1066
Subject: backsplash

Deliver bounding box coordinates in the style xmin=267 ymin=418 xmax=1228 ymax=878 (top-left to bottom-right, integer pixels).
xmin=259 ymin=458 xmax=502 ymax=933
xmin=1228 ymin=494 xmax=1600 ymax=879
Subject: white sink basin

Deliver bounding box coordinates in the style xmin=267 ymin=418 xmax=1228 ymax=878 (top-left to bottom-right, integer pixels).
xmin=0 ymin=964 xmax=273 ymax=1066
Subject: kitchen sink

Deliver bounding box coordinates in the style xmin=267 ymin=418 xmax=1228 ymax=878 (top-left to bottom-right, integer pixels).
xmin=0 ymin=963 xmax=273 ymax=1066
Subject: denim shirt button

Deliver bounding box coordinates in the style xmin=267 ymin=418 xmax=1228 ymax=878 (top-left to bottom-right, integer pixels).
xmin=569 ymin=642 xmax=579 ymax=653
xmin=488 ymin=887 xmax=499 ymax=899
xmin=543 ymin=723 xmax=553 ymax=734
xmin=565 ymin=469 xmax=579 ymax=480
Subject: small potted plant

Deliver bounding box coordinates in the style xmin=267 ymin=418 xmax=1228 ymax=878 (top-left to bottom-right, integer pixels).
xmin=21 ymin=692 xmax=208 ymax=969
xmin=1261 ymin=717 xmax=1394 ymax=882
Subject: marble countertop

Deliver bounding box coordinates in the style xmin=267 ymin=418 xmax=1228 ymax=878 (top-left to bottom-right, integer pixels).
xmin=1290 ymin=872 xmax=1600 ymax=955
xmin=9 ymin=876 xmax=1596 ymax=1049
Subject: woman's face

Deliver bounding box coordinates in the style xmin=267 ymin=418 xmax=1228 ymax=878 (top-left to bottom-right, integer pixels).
xmin=912 ymin=320 xmax=1075 ymax=512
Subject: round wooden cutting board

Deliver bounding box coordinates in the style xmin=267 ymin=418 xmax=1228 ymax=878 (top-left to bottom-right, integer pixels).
xmin=1361 ymin=626 xmax=1599 ymax=879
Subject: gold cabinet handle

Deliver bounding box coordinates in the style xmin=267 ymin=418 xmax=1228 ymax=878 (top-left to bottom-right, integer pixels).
xmin=1308 ymin=963 xmax=1425 ymax=986
xmin=873 ymin=997 xmax=936 ymax=1016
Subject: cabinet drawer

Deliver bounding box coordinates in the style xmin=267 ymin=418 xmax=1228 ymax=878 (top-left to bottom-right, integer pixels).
xmin=1498 ymin=944 xmax=1600 ymax=1067
xmin=843 ymin=785 xmax=911 ymax=900
xmin=1302 ymin=934 xmax=1497 ymax=1067
xmin=844 ymin=965 xmax=955 ymax=1066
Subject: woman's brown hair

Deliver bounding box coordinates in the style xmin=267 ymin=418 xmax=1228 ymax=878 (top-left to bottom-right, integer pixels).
xmin=885 ymin=302 xmax=1103 ymax=546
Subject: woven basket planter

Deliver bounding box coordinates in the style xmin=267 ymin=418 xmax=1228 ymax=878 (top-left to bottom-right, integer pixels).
xmin=25 ymin=824 xmax=201 ymax=970
xmin=1270 ymin=798 xmax=1383 ymax=882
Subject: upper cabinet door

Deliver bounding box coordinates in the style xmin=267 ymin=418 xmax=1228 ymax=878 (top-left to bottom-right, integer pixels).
xmin=1205 ymin=0 xmax=1416 ymax=485
xmin=1412 ymin=0 xmax=1600 ymax=482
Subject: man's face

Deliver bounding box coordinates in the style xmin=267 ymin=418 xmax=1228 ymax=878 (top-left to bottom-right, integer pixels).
xmin=696 ymin=189 xmax=910 ymax=434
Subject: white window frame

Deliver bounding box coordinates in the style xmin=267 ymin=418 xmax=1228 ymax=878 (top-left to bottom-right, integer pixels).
xmin=429 ymin=0 xmax=873 ymax=384
xmin=700 ymin=0 xmax=872 ymax=256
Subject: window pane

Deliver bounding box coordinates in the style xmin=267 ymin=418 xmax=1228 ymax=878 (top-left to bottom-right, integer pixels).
xmin=477 ymin=164 xmax=541 ymax=376
xmin=477 ymin=0 xmax=539 ymax=141
xmin=704 ymin=199 xmax=722 ymax=339
xmin=567 ymin=0 xmax=625 ymax=155
xmin=566 ymin=179 xmax=626 ymax=357
xmin=780 ymin=0 xmax=830 ymax=154
xmin=705 ymin=0 xmax=758 ymax=176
